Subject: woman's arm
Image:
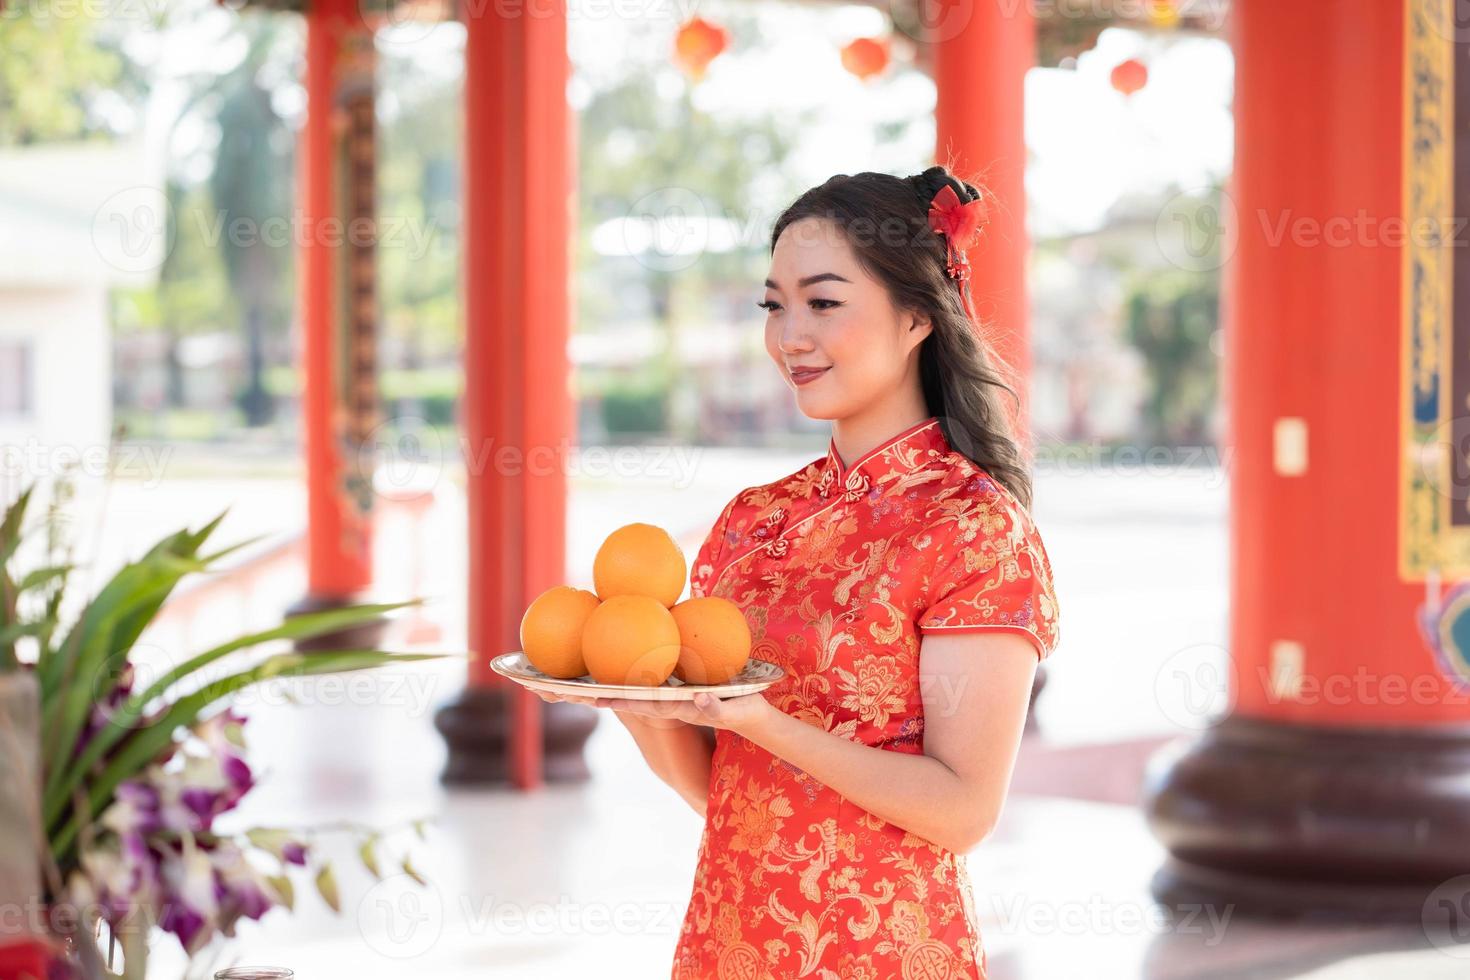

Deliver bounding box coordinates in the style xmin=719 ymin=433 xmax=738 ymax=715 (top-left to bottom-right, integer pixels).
xmin=612 ymin=711 xmax=716 ymax=817
xmin=596 ymin=630 xmax=1038 ymax=853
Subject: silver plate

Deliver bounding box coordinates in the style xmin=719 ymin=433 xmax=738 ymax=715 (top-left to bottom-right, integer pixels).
xmin=489 ymin=652 xmax=785 ymax=701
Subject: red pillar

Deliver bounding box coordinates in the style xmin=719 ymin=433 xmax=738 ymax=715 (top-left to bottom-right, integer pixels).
xmin=1143 ymin=0 xmax=1470 ymax=918
xmin=293 ymin=0 xmax=381 ymax=642
xmin=931 ymin=2 xmax=1046 ymax=719
xmin=433 ymin=0 xmax=594 ymax=788
xmin=932 ymin=0 xmax=1034 ymax=439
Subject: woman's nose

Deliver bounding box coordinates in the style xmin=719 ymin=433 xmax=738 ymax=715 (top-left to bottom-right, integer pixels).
xmin=778 ymin=318 xmax=815 ymax=354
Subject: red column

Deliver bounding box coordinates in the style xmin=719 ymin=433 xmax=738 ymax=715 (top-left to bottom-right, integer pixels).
xmin=931 ymin=2 xmax=1046 ymax=719
xmin=295 ymin=0 xmax=377 ymax=627
xmin=1143 ymin=0 xmax=1470 ymax=918
xmin=434 ymin=0 xmax=594 ymax=788
xmin=932 ymin=0 xmax=1034 ymax=439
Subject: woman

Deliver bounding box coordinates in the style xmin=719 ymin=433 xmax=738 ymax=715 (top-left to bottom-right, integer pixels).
xmin=543 ymin=166 xmax=1060 ymax=979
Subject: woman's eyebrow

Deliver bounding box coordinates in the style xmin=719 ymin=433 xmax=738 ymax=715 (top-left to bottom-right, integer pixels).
xmin=764 ymin=272 xmax=853 ymax=291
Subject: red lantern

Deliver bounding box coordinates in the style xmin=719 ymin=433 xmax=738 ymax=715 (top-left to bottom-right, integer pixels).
xmin=1110 ymin=58 xmax=1148 ymax=96
xmin=674 ymin=17 xmax=728 ymax=82
xmin=1146 ymin=0 xmax=1179 ymax=28
xmin=841 ymin=37 xmax=890 ymax=82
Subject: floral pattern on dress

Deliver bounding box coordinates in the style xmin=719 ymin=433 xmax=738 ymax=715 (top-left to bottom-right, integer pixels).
xmin=674 ymin=416 xmax=1061 ymax=980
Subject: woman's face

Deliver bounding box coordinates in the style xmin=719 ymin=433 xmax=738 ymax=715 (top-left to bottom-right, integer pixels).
xmin=760 ymin=217 xmax=931 ymax=421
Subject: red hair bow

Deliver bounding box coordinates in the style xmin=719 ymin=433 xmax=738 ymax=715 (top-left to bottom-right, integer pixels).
xmin=926 ymin=183 xmax=987 ymax=323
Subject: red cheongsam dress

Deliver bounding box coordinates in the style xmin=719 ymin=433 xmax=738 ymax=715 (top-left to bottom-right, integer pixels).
xmin=670 ymin=415 xmax=1061 ymax=980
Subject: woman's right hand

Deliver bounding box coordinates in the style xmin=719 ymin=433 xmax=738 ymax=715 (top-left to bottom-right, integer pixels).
xmin=530 ymin=688 xmax=686 ymax=730
xmin=531 ymin=689 xmax=600 ymax=708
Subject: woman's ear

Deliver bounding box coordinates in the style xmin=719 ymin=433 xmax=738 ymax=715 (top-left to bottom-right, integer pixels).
xmin=905 ymin=308 xmax=934 ymax=347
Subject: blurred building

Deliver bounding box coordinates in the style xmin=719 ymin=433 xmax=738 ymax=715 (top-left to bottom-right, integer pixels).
xmin=0 ymin=141 xmax=164 ymax=460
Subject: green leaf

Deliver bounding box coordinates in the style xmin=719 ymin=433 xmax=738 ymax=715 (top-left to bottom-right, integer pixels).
xmin=0 ymin=484 xmax=34 ymax=567
xmin=41 ymin=553 xmax=206 ymax=783
xmin=17 ymin=564 xmax=73 ymax=594
xmin=266 ymin=874 xmax=295 ymax=912
xmin=246 ymin=827 xmax=292 ymax=859
xmin=315 ymin=864 xmax=340 ymax=913
xmin=48 ymin=650 xmax=443 ymax=862
xmin=359 ymin=837 xmax=382 ymax=879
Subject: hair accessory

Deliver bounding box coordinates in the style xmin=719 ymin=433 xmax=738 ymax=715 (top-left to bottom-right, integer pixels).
xmin=926 ymin=182 xmax=987 ymax=324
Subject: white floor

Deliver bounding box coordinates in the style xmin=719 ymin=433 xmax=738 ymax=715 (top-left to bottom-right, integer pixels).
xmin=43 ymin=453 xmax=1468 ymax=978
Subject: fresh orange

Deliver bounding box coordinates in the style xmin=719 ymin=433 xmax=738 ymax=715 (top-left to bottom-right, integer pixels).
xmin=519 ymin=585 xmax=600 ymax=678
xmin=580 ymin=594 xmax=682 ymax=686
xmin=592 ymin=522 xmax=687 ymax=607
xmin=670 ymin=596 xmax=752 ymax=684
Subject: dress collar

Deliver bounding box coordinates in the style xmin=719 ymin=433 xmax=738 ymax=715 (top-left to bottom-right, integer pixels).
xmin=816 ymin=416 xmax=951 ymax=500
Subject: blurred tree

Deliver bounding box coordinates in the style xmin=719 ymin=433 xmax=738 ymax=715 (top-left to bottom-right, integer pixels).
xmin=0 ymin=9 xmax=126 ymax=144
xmin=113 ymin=180 xmax=233 ymax=410
xmin=205 ymin=19 xmax=296 ymax=427
xmin=378 ymin=50 xmax=463 ymax=377
xmin=1123 ymin=268 xmax=1219 ymax=447
xmin=577 ymin=70 xmax=799 ymax=440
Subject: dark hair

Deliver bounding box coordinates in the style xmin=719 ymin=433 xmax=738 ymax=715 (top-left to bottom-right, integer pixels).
xmin=768 ymin=165 xmax=1033 ymax=510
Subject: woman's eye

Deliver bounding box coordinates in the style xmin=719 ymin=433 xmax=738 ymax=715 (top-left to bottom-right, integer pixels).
xmin=756 ymin=298 xmax=842 ymax=313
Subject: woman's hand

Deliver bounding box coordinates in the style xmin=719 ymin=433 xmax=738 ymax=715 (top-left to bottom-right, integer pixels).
xmin=592 ymin=691 xmax=775 ymax=737
xmin=529 ymin=689 xmax=600 ymax=708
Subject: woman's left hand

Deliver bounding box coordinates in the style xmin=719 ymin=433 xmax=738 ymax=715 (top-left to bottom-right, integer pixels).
xmin=594 ymin=691 xmax=775 ymax=737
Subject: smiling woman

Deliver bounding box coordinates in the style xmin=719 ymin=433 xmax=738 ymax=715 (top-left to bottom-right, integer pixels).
xmin=553 ymin=167 xmax=1061 ymax=980
xmin=656 ymin=168 xmax=1057 ymax=980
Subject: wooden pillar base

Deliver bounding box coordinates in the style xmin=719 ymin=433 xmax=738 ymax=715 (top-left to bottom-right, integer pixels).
xmin=286 ymin=593 xmax=388 ymax=652
xmin=434 ymin=686 xmax=598 ymax=786
xmin=1143 ymin=714 xmax=1470 ymax=921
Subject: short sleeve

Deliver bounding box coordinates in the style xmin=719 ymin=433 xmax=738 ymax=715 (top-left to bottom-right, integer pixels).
xmin=689 ymin=494 xmax=739 ymax=599
xmin=916 ymin=508 xmax=1061 ymax=662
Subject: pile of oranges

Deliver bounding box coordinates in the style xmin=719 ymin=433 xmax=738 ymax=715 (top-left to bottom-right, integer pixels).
xmin=518 ymin=522 xmax=752 ymax=687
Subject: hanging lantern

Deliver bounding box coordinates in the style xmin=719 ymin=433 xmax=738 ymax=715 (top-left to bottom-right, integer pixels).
xmin=841 ymin=37 xmax=890 ymax=82
xmin=1110 ymin=58 xmax=1148 ymax=97
xmin=674 ymin=17 xmax=729 ymax=82
xmin=1146 ymin=0 xmax=1180 ymax=29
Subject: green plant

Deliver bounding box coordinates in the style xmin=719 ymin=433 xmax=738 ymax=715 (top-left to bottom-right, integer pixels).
xmin=0 ymin=481 xmax=444 ymax=976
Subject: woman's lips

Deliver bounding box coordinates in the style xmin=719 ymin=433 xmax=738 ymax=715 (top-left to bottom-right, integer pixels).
xmin=791 ymin=367 xmax=830 ymax=386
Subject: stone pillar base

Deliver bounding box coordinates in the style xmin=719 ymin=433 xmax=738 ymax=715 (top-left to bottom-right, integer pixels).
xmin=435 ymin=685 xmax=598 ymax=786
xmin=1143 ymin=714 xmax=1470 ymax=921
xmin=286 ymin=593 xmax=389 ymax=652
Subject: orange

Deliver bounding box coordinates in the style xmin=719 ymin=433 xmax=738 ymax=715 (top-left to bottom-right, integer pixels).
xmin=593 ymin=522 xmax=687 ymax=607
xmin=519 ymin=585 xmax=600 ymax=678
xmin=581 ymin=594 xmax=682 ymax=686
xmin=670 ymin=596 xmax=752 ymax=684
